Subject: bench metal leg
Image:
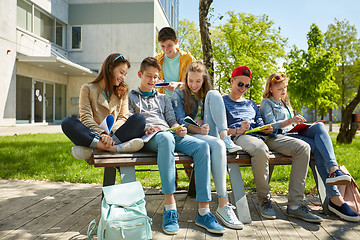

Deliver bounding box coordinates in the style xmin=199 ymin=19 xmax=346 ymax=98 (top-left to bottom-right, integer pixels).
xmin=103 ymin=167 xmax=116 ymax=187
xmin=187 ymin=169 xmax=196 ymax=197
xmin=118 ymin=166 xmax=137 ymax=183
xmin=227 ymin=163 xmax=252 ymax=224
xmin=309 ymin=161 xmax=329 ymax=214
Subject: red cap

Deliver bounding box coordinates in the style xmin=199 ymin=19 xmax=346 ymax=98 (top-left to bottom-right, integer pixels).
xmin=230 ymin=66 xmax=252 ymax=82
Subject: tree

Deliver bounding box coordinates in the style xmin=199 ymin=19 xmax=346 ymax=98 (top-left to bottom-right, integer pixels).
xmin=284 ymin=24 xmax=340 ymax=119
xmin=199 ymin=0 xmax=214 ymax=83
xmin=324 ymin=19 xmax=360 ymax=143
xmin=177 ymin=19 xmax=203 ymax=61
xmin=211 ymin=11 xmax=287 ymax=103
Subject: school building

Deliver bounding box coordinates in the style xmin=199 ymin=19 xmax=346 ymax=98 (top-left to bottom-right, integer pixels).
xmin=0 ymin=0 xmax=178 ymax=126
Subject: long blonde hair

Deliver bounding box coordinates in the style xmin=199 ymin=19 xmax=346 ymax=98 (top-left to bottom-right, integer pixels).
xmin=263 ymin=73 xmax=292 ymax=109
xmin=182 ymin=61 xmax=212 ymax=115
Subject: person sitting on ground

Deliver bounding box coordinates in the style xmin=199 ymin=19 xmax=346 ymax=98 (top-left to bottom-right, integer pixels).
xmin=62 ymin=53 xmax=145 ymax=159
xmin=128 ymin=57 xmax=225 ymax=235
xmin=154 ymin=26 xmax=195 ymax=98
xmin=223 ymin=65 xmax=323 ymax=223
xmin=171 ymin=61 xmax=243 ymax=229
xmin=260 ymin=73 xmax=359 ymax=222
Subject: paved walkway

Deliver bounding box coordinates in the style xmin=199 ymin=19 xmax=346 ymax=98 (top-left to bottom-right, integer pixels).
xmin=0 ymin=124 xmax=62 ymax=136
xmin=0 ymin=124 xmax=340 ymax=137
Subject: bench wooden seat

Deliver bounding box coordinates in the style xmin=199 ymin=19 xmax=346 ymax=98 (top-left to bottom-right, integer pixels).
xmin=86 ymin=151 xmax=326 ymax=224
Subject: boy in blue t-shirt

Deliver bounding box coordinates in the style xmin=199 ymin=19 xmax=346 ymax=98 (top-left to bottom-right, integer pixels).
xmin=223 ymin=66 xmax=322 ymax=223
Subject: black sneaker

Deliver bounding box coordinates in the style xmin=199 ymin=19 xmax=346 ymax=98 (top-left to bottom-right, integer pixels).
xmin=329 ymin=200 xmax=360 ymax=222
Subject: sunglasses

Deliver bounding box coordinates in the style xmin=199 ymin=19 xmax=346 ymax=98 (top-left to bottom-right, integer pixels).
xmin=271 ymin=74 xmax=286 ymax=82
xmin=237 ymin=82 xmax=251 ymax=89
xmin=114 ymin=54 xmax=126 ymax=62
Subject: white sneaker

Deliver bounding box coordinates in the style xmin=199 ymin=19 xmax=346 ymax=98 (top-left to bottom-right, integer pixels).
xmin=223 ymin=136 xmax=242 ymax=153
xmin=118 ymin=138 xmax=144 ymax=152
xmin=216 ymin=204 xmax=244 ymax=229
xmin=71 ymin=146 xmax=93 ymax=160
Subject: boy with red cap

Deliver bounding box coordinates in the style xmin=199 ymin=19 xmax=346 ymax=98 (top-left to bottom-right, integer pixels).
xmin=222 ymin=66 xmax=323 ymax=223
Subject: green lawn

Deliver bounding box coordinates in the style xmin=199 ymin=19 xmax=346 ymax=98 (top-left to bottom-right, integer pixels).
xmin=0 ymin=132 xmax=359 ymax=194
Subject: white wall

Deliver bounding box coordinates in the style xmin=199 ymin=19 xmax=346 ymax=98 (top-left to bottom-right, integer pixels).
xmin=0 ymin=1 xmax=17 ymax=125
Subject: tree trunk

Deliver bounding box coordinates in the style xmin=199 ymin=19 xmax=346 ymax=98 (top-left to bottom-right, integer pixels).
xmin=337 ymin=84 xmax=360 ymax=144
xmin=199 ymin=0 xmax=214 ymax=84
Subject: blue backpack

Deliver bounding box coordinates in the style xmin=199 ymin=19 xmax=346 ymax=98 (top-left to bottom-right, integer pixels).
xmin=88 ymin=181 xmax=152 ymax=240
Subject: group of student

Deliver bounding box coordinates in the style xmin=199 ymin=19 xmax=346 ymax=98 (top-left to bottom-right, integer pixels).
xmin=61 ymin=27 xmax=359 ymax=236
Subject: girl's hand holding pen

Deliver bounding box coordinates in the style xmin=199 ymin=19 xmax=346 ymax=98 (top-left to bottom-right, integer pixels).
xmin=174 ymin=125 xmax=187 ymax=137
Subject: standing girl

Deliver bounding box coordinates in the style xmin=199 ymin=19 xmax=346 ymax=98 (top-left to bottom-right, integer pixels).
xmin=260 ymin=73 xmax=359 ymax=222
xmin=62 ymin=53 xmax=145 ymax=159
xmin=171 ymin=61 xmax=243 ymax=229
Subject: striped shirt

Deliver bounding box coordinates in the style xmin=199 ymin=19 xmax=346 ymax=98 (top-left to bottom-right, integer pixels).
xmin=222 ymin=95 xmax=264 ymax=129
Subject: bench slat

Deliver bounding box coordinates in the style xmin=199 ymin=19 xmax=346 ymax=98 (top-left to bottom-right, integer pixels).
xmin=90 ymin=151 xmax=295 ymax=168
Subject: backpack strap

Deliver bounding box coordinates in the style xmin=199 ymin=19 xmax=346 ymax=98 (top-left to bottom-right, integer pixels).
xmin=87 ymin=219 xmax=98 ymax=240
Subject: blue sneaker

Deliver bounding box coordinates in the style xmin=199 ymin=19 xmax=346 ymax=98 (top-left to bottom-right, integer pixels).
xmin=326 ymin=169 xmax=351 ymax=185
xmin=329 ymin=200 xmax=360 ymax=222
xmin=162 ymin=209 xmax=179 ymax=235
xmin=195 ymin=212 xmax=225 ymax=234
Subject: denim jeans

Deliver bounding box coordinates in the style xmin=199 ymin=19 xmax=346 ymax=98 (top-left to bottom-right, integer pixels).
xmin=61 ymin=114 xmax=146 ymax=148
xmin=143 ymin=132 xmax=211 ymax=203
xmin=203 ymin=90 xmax=228 ymax=138
xmin=191 ymin=134 xmax=228 ymax=198
xmin=289 ymin=122 xmax=340 ymax=198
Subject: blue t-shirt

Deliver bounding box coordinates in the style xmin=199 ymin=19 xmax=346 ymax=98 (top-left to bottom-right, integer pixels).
xmin=222 ymin=95 xmax=264 ymax=129
xmin=163 ymin=53 xmax=180 ymax=98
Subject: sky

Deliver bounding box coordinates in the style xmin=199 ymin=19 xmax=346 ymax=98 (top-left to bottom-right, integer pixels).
xmin=178 ymin=0 xmax=360 ymax=51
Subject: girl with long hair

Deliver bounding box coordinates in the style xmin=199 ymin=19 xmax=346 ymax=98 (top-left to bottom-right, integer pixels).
xmin=260 ymin=73 xmax=359 ymax=222
xmin=62 ymin=53 xmax=146 ymax=159
xmin=171 ymin=61 xmax=243 ymax=229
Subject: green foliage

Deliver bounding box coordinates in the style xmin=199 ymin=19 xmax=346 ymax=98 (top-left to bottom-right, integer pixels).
xmin=212 ymin=12 xmax=287 ymax=102
xmin=178 ymin=13 xmax=287 ymax=102
xmin=284 ymin=24 xmax=341 ymax=117
xmin=324 ymin=19 xmax=360 ymax=109
xmin=177 ymin=19 xmax=203 ymax=60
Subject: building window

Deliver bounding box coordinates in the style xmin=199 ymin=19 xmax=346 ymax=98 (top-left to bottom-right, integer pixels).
xmin=17 ymin=0 xmax=32 ymax=31
xmin=55 ymin=84 xmax=66 ymax=121
xmin=34 ymin=7 xmax=54 ymax=42
xmin=16 ymin=75 xmax=32 ymax=123
xmin=56 ymin=20 xmax=66 ymax=48
xmin=71 ymin=26 xmax=82 ymax=50
xmin=16 ymin=0 xmax=66 ymax=48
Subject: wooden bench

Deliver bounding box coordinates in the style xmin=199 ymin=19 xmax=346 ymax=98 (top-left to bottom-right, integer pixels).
xmin=86 ymin=151 xmax=327 ymax=224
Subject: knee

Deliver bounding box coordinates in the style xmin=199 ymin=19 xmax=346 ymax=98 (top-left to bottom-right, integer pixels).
xmin=157 ymin=132 xmax=175 ymax=146
xmin=252 ymin=144 xmax=269 ymax=156
xmin=313 ymin=122 xmax=327 ymax=133
xmin=296 ymin=140 xmax=311 ymax=156
xmin=61 ymin=117 xmax=76 ymax=133
xmin=129 ymin=113 xmax=146 ymax=127
xmin=196 ymin=140 xmax=210 ymax=153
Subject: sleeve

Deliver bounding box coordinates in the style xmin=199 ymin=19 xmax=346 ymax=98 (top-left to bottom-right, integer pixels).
xmin=112 ymin=94 xmax=129 ymax=133
xmin=79 ymin=84 xmax=105 ymax=135
xmin=171 ymin=91 xmax=188 ymax=126
xmin=260 ymin=99 xmax=284 ymax=131
xmin=128 ymin=92 xmax=138 ymax=114
xmin=253 ymin=102 xmax=264 ymax=128
xmin=163 ymin=95 xmax=178 ymax=127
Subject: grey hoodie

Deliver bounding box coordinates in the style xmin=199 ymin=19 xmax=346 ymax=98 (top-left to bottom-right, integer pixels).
xmin=128 ymin=88 xmax=178 ymax=130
